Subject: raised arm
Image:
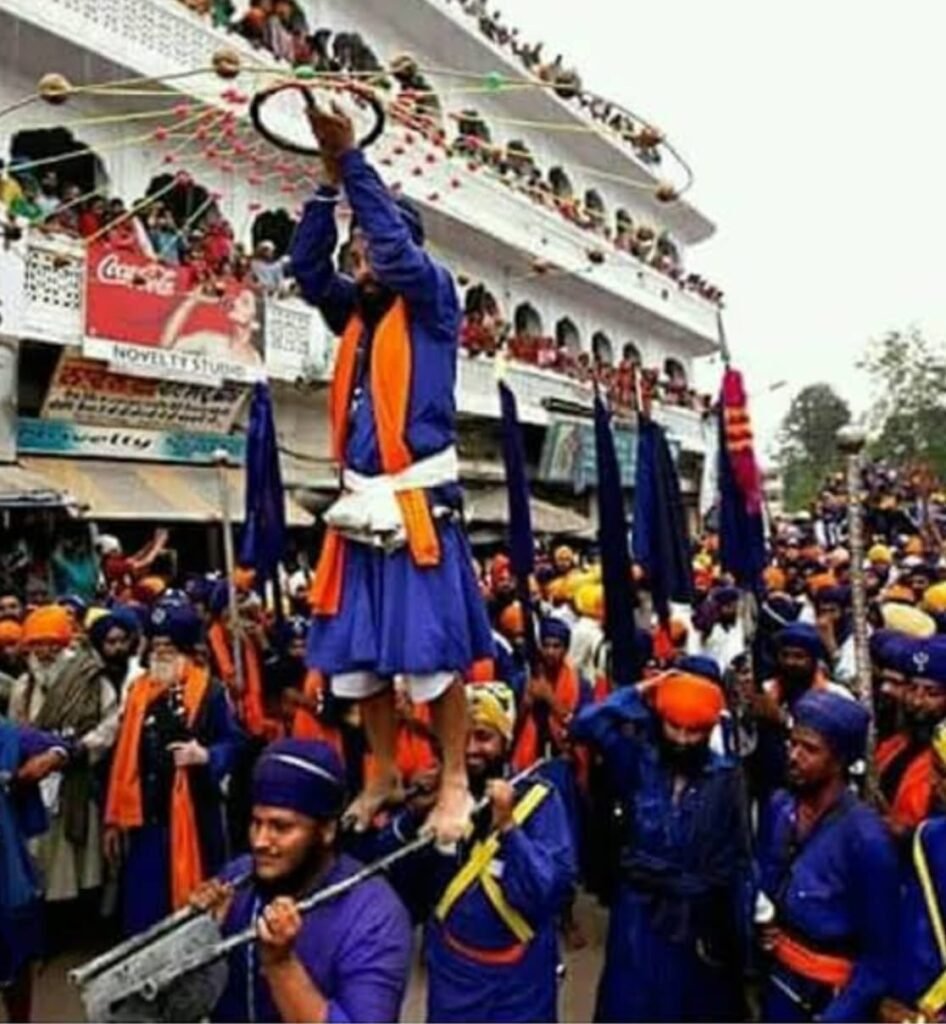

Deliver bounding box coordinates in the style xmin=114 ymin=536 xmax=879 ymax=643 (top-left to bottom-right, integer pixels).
xmin=289 ymin=187 xmax=356 ymax=336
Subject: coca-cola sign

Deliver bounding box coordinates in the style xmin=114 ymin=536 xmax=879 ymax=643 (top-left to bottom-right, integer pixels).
xmin=95 ymin=253 xmax=177 ymax=297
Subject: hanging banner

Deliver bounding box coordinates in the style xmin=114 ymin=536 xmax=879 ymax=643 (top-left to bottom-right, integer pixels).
xmin=83 ymin=240 xmax=265 ymax=386
xmin=41 ymin=354 xmax=246 ymax=433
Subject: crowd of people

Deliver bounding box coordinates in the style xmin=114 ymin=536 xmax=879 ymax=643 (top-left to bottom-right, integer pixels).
xmin=1 ymin=454 xmax=946 ymax=1021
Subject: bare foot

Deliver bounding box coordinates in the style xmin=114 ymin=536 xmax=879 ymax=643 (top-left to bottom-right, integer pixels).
xmin=424 ymin=777 xmax=475 ymax=847
xmin=343 ymin=773 xmax=404 ymax=832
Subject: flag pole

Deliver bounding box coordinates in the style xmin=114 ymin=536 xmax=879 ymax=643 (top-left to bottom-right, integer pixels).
xmin=214 ymin=448 xmax=244 ymax=698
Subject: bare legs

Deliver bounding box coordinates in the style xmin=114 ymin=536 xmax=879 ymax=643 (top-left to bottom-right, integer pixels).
xmin=425 ymin=677 xmax=474 ymax=845
xmin=343 ymin=688 xmax=403 ymax=830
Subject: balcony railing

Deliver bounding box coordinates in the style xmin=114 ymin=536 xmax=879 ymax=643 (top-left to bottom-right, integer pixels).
xmin=1 ymin=0 xmax=721 ymax=350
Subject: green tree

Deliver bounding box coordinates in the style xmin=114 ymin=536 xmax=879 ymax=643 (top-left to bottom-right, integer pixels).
xmin=860 ymin=327 xmax=946 ymax=476
xmin=776 ymin=383 xmax=851 ymax=510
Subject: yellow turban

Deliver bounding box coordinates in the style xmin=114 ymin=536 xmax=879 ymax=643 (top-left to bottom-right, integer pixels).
xmin=467 ymin=681 xmax=516 ymax=743
xmin=881 ymin=602 xmax=936 ymax=638
xmin=923 ymin=583 xmax=946 ymax=615
xmin=934 ymin=722 xmax=946 ymax=768
xmin=868 ymin=544 xmax=893 ymax=566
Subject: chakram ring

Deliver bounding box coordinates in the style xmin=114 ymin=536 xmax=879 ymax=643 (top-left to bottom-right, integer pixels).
xmin=249 ymin=80 xmax=386 ymax=157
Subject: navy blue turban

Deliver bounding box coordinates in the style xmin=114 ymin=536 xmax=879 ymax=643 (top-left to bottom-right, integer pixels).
xmin=794 ymin=690 xmax=869 ymax=765
xmin=252 ymin=739 xmax=346 ymax=820
xmin=540 ymin=616 xmax=572 ymax=647
xmin=775 ymin=623 xmax=827 ymax=663
xmin=147 ymin=603 xmax=203 ymax=653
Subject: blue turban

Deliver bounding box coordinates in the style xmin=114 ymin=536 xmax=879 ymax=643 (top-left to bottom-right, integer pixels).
xmin=714 ymin=586 xmax=740 ymax=606
xmin=676 ymin=655 xmax=723 ymax=686
xmin=775 ymin=623 xmax=826 ymax=663
xmin=794 ymin=690 xmax=869 ymax=765
xmin=252 ymin=739 xmax=346 ymax=820
xmin=350 ymin=195 xmax=425 ymax=247
xmin=632 ymin=629 xmax=654 ymax=673
xmin=540 ymin=616 xmax=572 ymax=647
xmin=763 ymin=595 xmax=801 ymax=628
xmin=147 ymin=603 xmax=203 ymax=652
xmin=157 ymin=588 xmax=190 ymax=610
xmin=278 ymin=615 xmax=309 ymax=648
xmin=89 ymin=604 xmax=140 ymax=651
xmin=908 ymin=637 xmax=946 ymax=689
xmin=209 ymin=581 xmax=232 ymax=617
xmin=184 ymin=575 xmax=214 ymax=605
xmin=815 ymin=585 xmax=851 ymax=609
xmin=58 ymin=594 xmax=88 ymax=618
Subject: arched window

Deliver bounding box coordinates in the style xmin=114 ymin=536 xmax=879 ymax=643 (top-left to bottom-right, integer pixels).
xmin=465 ymin=283 xmax=499 ymax=317
xmin=592 ymin=330 xmax=614 ymax=366
xmin=457 ymin=109 xmax=491 ymax=145
xmin=251 ymin=208 xmax=296 ymax=257
xmin=514 ymin=302 xmax=543 ymax=337
xmin=555 ymin=317 xmax=581 ymax=354
xmin=622 ymin=342 xmax=642 ymax=365
xmin=146 ymin=173 xmax=214 ymax=227
xmin=10 ymin=127 xmax=108 ymax=196
xmin=664 ymin=357 xmax=687 ymax=385
xmin=548 ymin=166 xmax=573 ymax=199
xmin=584 ymin=188 xmax=606 ymax=227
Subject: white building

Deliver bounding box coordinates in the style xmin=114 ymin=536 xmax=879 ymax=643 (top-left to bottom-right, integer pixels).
xmin=0 ymin=0 xmax=721 ymax=562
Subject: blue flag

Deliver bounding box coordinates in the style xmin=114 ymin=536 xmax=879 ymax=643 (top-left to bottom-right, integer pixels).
xmin=633 ymin=418 xmax=693 ymax=622
xmin=593 ymin=393 xmax=638 ymax=686
xmin=499 ymin=380 xmax=537 ymax=665
xmin=239 ymin=382 xmax=287 ymax=588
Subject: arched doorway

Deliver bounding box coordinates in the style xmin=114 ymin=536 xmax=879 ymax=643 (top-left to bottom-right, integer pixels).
xmin=622 ymin=341 xmax=642 ymax=365
xmin=555 ymin=316 xmax=581 ymax=354
xmin=548 ymin=166 xmax=574 ymax=200
xmin=251 ymin=209 xmax=296 ymax=257
xmin=584 ymin=188 xmax=606 ymax=227
xmin=592 ymin=330 xmax=614 ymax=365
xmin=146 ymin=173 xmax=215 ymax=226
xmin=10 ymin=127 xmax=108 ymax=196
xmin=664 ymin=357 xmax=687 ymax=386
xmin=514 ymin=302 xmax=543 ymax=337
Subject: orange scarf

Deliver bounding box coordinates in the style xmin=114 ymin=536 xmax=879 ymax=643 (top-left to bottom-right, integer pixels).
xmin=291 ymin=669 xmax=343 ymax=759
xmin=876 ymin=734 xmax=934 ymax=828
xmin=310 ymin=298 xmax=440 ymax=617
xmin=512 ymin=661 xmax=581 ymax=772
xmin=104 ymin=661 xmax=209 ymax=910
xmin=208 ymin=621 xmax=268 ymax=738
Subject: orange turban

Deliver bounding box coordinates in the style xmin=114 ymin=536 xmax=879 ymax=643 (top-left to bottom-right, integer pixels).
xmin=763 ymin=566 xmax=787 ymax=592
xmin=808 ymin=572 xmax=836 ymax=596
xmin=233 ymin=566 xmax=256 ymax=591
xmin=0 ymin=620 xmax=23 ymax=648
xmin=498 ymin=602 xmax=525 ymax=638
xmin=22 ymin=606 xmax=73 ymax=647
xmin=905 ymin=537 xmax=924 ymax=557
xmin=654 ymin=673 xmax=724 ymax=731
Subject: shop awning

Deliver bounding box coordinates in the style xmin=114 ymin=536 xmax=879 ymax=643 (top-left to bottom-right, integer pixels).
xmin=466 ymin=487 xmax=594 ymax=538
xmin=0 ymin=461 xmax=74 ymax=509
xmin=18 ymin=458 xmax=313 ymax=526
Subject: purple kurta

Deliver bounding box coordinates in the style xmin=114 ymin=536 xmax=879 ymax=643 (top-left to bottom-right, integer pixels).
xmin=211 ymin=853 xmax=412 ymax=1023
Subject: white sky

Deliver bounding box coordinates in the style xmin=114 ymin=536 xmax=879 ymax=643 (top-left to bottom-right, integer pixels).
xmin=499 ymin=0 xmax=946 ymax=456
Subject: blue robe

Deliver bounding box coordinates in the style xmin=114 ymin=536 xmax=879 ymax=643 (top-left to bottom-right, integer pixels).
xmin=892 ymin=815 xmax=946 ymax=1011
xmin=211 ymin=852 xmax=412 ymax=1023
xmin=757 ymin=789 xmax=898 ymax=1022
xmin=0 ymin=720 xmax=62 ymax=984
xmin=291 ymin=149 xmax=493 ymax=678
xmin=352 ymin=779 xmax=576 ymax=1023
xmin=571 ymin=687 xmax=752 ymax=1023
xmin=120 ymin=681 xmax=244 ymax=936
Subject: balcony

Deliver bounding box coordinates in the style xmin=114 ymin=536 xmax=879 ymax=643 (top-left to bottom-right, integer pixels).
xmin=0 ymin=0 xmax=721 ymax=352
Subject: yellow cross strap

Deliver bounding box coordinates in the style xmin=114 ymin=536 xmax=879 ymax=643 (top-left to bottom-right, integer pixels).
xmin=914 ymin=822 xmax=946 ymax=1016
xmin=435 ymin=782 xmax=550 ymax=944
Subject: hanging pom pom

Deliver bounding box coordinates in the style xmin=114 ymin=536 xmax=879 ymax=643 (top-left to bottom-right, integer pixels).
xmin=38 ymin=72 xmax=72 ymax=105
xmin=212 ymin=47 xmax=242 ymax=79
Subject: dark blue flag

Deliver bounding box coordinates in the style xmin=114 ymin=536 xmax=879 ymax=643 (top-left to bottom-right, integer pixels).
xmin=499 ymin=380 xmax=537 ymax=665
xmin=633 ymin=418 xmax=693 ymax=622
xmin=593 ymin=393 xmax=638 ymax=686
xmin=239 ymin=382 xmax=287 ymax=591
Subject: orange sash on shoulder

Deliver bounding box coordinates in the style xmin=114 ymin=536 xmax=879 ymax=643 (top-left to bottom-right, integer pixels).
xmin=310 ymin=298 xmax=441 ymax=618
xmin=876 ymin=734 xmax=933 ymax=828
xmin=291 ymin=669 xmax=343 ymax=759
xmin=512 ymin=661 xmax=580 ymax=772
xmin=104 ymin=661 xmax=210 ymax=910
xmin=207 ymin=621 xmax=269 ymax=738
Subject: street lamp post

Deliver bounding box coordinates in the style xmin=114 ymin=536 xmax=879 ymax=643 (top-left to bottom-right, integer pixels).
xmin=836 ymin=425 xmax=874 ymax=771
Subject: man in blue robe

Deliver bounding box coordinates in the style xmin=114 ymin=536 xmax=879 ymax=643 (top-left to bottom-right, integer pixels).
xmin=352 ymin=681 xmax=576 ymax=1022
xmin=192 ymin=738 xmax=412 ymax=1023
xmin=883 ymin=722 xmax=946 ymax=1022
xmin=757 ymin=690 xmax=899 ymax=1022
xmin=0 ymin=719 xmax=71 ymax=1021
xmin=570 ymin=671 xmax=752 ymax=1022
xmin=291 ymin=95 xmax=492 ymax=847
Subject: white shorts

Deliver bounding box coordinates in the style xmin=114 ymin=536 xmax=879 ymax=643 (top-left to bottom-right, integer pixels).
xmin=331 ymin=670 xmax=456 ymax=703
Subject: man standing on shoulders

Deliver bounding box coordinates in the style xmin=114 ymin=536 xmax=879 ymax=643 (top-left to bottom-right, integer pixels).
xmin=757 ymin=690 xmax=898 ymax=1022
xmin=291 ymin=101 xmax=493 ymax=844
xmin=191 ymin=738 xmax=412 ymax=1023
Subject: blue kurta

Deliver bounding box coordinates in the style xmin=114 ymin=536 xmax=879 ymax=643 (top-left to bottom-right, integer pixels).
xmin=119 ymin=681 xmax=244 ymax=936
xmin=571 ymin=687 xmax=752 ymax=1023
xmin=211 ymin=853 xmax=412 ymax=1024
xmin=353 ymin=780 xmax=576 ymax=1023
xmin=757 ymin=789 xmax=899 ymax=1022
xmin=291 ymin=149 xmax=493 ymax=678
xmin=0 ymin=721 xmax=61 ymax=984
xmin=892 ymin=815 xmax=946 ymax=1011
